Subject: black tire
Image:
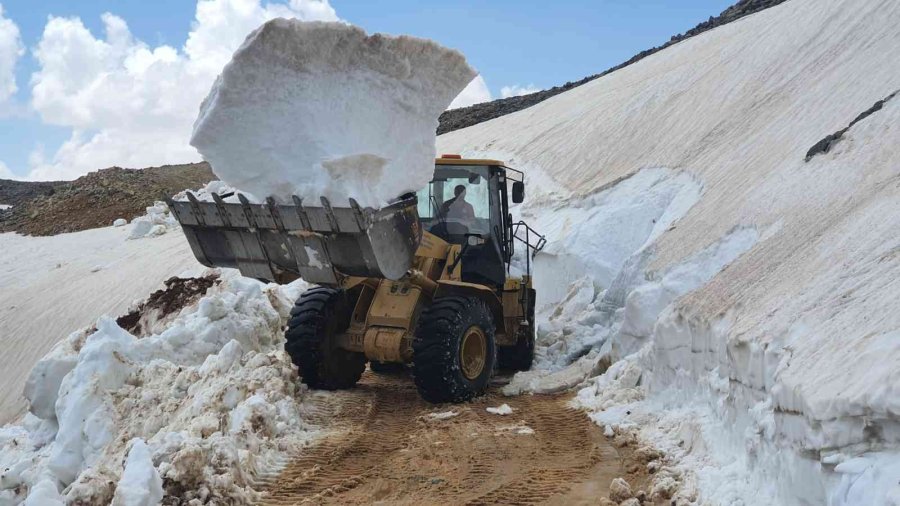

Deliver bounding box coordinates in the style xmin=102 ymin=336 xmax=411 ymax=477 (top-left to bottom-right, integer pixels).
xmin=413 ymin=296 xmax=496 ymax=403
xmin=498 ymin=323 xmax=535 ymax=371
xmin=285 ymin=287 xmax=365 ymax=390
xmin=369 ymin=361 xmax=406 ymax=374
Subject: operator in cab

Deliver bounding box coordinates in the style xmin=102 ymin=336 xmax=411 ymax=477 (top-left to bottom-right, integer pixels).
xmin=440 ymin=184 xmax=475 ymax=224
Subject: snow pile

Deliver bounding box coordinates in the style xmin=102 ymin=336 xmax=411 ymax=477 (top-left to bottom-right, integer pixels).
xmin=191 ymin=20 xmax=476 ymax=208
xmin=437 ymin=0 xmax=900 ymax=502
xmin=127 ymin=181 xmax=238 ymax=240
xmin=173 ymin=180 xmax=238 ymax=203
xmin=127 ymin=201 xmax=178 ymax=240
xmin=0 ymin=270 xmax=318 ymax=504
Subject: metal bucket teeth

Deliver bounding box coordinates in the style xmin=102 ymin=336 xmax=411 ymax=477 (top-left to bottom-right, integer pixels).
xmin=166 ymin=193 xmax=422 ymax=285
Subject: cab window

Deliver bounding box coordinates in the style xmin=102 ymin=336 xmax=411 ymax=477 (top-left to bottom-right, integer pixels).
xmin=416 ymin=165 xmax=492 ymax=237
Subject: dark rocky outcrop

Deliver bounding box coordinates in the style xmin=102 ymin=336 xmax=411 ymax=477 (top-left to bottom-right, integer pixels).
xmin=805 ymin=90 xmax=898 ymax=162
xmin=0 ymin=162 xmax=214 ymax=236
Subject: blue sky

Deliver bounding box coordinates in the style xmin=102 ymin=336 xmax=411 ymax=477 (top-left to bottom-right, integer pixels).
xmin=0 ymin=0 xmax=733 ymax=179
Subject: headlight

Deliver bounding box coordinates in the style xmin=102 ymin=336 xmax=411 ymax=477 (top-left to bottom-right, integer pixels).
xmin=467 ymin=235 xmax=485 ymax=246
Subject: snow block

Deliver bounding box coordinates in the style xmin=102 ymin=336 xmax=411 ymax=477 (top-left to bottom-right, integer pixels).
xmin=191 ymin=20 xmax=476 ymax=208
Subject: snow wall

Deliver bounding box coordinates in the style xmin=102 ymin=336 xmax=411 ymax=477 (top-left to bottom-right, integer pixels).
xmin=192 ymin=20 xmax=476 ymax=208
xmin=438 ymin=0 xmax=900 ymax=503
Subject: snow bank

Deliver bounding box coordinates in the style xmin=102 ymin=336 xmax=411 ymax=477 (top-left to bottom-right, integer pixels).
xmin=0 ymin=270 xmax=318 ymax=504
xmin=191 ymin=20 xmax=476 ymax=208
xmin=438 ymin=0 xmax=900 ymax=502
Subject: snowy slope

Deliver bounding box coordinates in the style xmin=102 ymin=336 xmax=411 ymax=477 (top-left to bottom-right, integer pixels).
xmin=0 ymin=227 xmax=198 ymax=424
xmin=439 ymin=0 xmax=900 ymax=503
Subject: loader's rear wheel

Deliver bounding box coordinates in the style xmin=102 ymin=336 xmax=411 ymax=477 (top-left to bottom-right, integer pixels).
xmin=413 ymin=296 xmax=496 ymax=403
xmin=498 ymin=323 xmax=535 ymax=371
xmin=285 ymin=287 xmax=365 ymax=390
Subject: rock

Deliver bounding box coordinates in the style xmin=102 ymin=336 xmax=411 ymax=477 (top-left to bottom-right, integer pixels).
xmin=609 ymin=477 xmax=634 ymax=503
xmin=619 ymin=499 xmax=640 ymax=506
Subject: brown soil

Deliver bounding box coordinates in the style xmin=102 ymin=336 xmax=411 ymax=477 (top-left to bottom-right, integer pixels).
xmin=0 ymin=162 xmax=214 ymax=236
xmin=117 ymin=274 xmax=220 ymax=337
xmin=260 ymin=372 xmax=663 ymax=505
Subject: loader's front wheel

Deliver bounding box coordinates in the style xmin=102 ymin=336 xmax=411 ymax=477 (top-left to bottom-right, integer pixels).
xmin=413 ymin=296 xmax=496 ymax=403
xmin=285 ymin=287 xmax=365 ymax=390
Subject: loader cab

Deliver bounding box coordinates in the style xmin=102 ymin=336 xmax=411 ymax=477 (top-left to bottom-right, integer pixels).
xmin=415 ymin=156 xmax=525 ymax=288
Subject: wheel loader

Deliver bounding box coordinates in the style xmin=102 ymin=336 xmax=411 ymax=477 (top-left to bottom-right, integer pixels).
xmin=167 ymin=156 xmax=545 ymax=403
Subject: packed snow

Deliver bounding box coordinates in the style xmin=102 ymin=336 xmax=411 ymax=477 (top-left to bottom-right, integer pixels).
xmin=438 ymin=0 xmax=900 ymax=503
xmin=0 ymin=269 xmax=323 ymax=504
xmin=191 ymin=20 xmax=476 ymax=208
xmin=0 ymin=205 xmax=10 ymax=211
xmin=486 ymin=404 xmax=514 ymax=416
xmin=426 ymin=410 xmax=459 ymax=421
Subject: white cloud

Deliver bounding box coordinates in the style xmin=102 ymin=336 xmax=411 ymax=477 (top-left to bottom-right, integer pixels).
xmin=448 ymin=75 xmax=492 ymax=110
xmin=0 ymin=3 xmax=23 ymax=104
xmin=0 ymin=160 xmax=22 ymax=180
xmin=27 ymin=0 xmax=339 ymax=181
xmin=500 ymin=84 xmax=542 ymax=99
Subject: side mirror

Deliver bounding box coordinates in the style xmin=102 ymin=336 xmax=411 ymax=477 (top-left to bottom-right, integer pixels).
xmin=512 ymin=181 xmax=525 ymax=204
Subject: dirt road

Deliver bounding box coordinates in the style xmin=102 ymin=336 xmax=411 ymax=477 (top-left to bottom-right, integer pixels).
xmin=259 ymin=371 xmax=656 ymax=505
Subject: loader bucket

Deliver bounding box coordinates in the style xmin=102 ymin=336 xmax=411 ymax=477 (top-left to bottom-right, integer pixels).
xmin=166 ymin=192 xmax=422 ymax=286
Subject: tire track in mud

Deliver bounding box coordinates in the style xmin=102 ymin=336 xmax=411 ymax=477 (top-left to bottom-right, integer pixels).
xmin=260 ymin=372 xmax=652 ymax=505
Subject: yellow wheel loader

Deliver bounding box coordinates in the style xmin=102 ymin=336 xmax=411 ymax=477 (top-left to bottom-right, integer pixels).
xmin=167 ymin=156 xmax=545 ymax=403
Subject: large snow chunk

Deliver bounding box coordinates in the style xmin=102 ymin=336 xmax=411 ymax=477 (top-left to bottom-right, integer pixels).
xmin=24 ymin=341 xmax=78 ymax=420
xmin=22 ymin=479 xmax=65 ymax=506
xmin=191 ymin=20 xmax=477 ymax=207
xmin=112 ymin=439 xmax=163 ymax=506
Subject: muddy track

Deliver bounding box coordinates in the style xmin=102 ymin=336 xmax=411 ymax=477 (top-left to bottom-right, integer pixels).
xmin=259 ymin=372 xmax=656 ymax=505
